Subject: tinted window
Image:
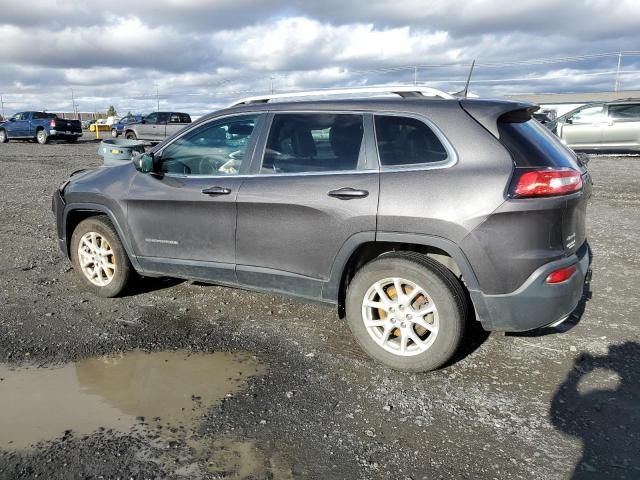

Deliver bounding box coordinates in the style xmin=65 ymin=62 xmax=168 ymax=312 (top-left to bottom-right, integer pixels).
xmin=374 ymin=116 xmax=448 ymax=166
xmin=145 ymin=113 xmax=158 ymax=123
xmin=609 ymin=104 xmax=640 ymax=120
xmin=261 ymin=113 xmax=363 ymax=174
xmin=32 ymin=112 xmax=51 ymax=119
xmin=169 ymin=113 xmax=182 ymax=123
xmin=160 ymin=115 xmax=257 ymax=176
xmin=498 ymin=118 xmax=580 ymax=169
xmin=157 ymin=112 xmax=170 ymax=124
xmin=13 ymin=113 xmax=25 ymax=121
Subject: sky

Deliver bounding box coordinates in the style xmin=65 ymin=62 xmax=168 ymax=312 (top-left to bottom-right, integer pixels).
xmin=1 ymin=0 xmax=639 ymax=117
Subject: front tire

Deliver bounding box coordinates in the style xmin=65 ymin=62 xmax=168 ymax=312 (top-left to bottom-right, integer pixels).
xmin=0 ymin=129 xmax=7 ymax=143
xmin=345 ymin=252 xmax=467 ymax=372
xmin=111 ymin=129 xmax=118 ymax=138
xmin=70 ymin=216 xmax=133 ymax=297
xmin=36 ymin=129 xmax=49 ymax=144
xmin=125 ymin=131 xmax=137 ymax=140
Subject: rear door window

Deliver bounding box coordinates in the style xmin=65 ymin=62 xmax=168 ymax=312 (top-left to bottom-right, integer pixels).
xmin=374 ymin=115 xmax=448 ymax=167
xmin=261 ymin=113 xmax=364 ymax=174
xmin=608 ymin=104 xmax=640 ymax=120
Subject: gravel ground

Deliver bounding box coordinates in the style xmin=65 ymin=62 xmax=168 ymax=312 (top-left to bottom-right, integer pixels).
xmin=0 ymin=138 xmax=638 ymax=479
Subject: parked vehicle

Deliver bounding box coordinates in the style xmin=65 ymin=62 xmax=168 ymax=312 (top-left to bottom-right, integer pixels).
xmin=89 ymin=119 xmax=111 ymax=132
xmin=123 ymin=112 xmax=191 ymax=142
xmin=52 ymin=86 xmax=592 ymax=372
xmin=111 ymin=115 xmax=143 ymax=138
xmin=82 ymin=119 xmax=95 ymax=129
xmin=552 ymin=99 xmax=640 ymax=151
xmin=0 ymin=111 xmax=82 ymax=144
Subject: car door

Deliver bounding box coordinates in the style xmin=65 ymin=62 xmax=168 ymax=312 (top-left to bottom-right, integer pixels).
xmin=165 ymin=113 xmax=190 ymax=138
xmin=155 ymin=112 xmax=170 ymax=140
xmin=138 ymin=113 xmax=158 ymax=140
xmin=559 ymin=104 xmax=605 ymax=147
xmin=601 ymin=103 xmax=640 ymax=148
xmin=126 ymin=114 xmax=263 ymax=284
xmin=8 ymin=112 xmax=28 ymax=137
xmin=235 ymin=112 xmax=379 ymax=299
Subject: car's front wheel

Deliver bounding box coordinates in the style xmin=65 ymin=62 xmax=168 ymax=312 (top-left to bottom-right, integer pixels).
xmin=0 ymin=129 xmax=7 ymax=143
xmin=345 ymin=252 xmax=467 ymax=372
xmin=70 ymin=216 xmax=133 ymax=297
xmin=111 ymin=129 xmax=118 ymax=138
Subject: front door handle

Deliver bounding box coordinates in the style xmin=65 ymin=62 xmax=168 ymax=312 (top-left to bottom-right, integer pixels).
xmin=202 ymin=186 xmax=232 ymax=196
xmin=328 ymin=187 xmax=369 ymax=200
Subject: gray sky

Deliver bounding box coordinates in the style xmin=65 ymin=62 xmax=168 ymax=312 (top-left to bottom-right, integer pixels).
xmin=1 ymin=0 xmax=639 ymax=116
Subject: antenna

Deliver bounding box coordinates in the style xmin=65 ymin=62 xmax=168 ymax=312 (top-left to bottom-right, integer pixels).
xmin=453 ymin=60 xmax=476 ymax=98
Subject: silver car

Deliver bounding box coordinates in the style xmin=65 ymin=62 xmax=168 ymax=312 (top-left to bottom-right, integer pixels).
xmin=123 ymin=112 xmax=191 ymax=142
xmin=554 ymin=100 xmax=640 ymax=151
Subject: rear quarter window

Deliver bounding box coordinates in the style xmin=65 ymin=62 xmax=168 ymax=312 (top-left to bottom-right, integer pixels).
xmin=498 ymin=118 xmax=580 ymax=169
xmin=374 ymin=115 xmax=449 ymax=167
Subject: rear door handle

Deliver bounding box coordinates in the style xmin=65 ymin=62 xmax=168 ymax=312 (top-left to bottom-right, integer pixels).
xmin=202 ymin=186 xmax=232 ymax=196
xmin=328 ymin=187 xmax=369 ymax=200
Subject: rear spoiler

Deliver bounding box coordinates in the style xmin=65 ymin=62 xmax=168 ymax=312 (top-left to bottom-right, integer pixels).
xmin=460 ymin=99 xmax=539 ymax=138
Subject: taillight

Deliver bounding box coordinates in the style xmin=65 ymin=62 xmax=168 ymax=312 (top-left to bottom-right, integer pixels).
xmin=50 ymin=119 xmax=56 ymax=128
xmin=512 ymin=168 xmax=583 ymax=198
xmin=545 ymin=264 xmax=577 ymax=284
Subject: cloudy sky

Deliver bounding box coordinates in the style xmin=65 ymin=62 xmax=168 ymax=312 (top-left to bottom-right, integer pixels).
xmin=1 ymin=0 xmax=639 ymax=117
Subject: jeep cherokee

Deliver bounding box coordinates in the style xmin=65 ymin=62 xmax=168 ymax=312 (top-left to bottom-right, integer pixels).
xmin=52 ymin=87 xmax=592 ymax=372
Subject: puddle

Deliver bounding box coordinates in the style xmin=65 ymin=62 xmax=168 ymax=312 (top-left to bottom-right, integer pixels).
xmin=0 ymin=351 xmax=265 ymax=450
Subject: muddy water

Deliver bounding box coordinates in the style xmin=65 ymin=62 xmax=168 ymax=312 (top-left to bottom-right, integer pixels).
xmin=0 ymin=351 xmax=265 ymax=450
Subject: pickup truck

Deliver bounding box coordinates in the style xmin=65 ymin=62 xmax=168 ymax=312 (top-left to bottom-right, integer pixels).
xmin=0 ymin=112 xmax=82 ymax=144
xmin=123 ymin=112 xmax=191 ymax=142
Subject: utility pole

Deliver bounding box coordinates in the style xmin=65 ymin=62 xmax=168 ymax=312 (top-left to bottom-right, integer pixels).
xmin=71 ymin=89 xmax=77 ymax=119
xmin=0 ymin=95 xmax=5 ymax=119
xmin=414 ymin=66 xmax=418 ymax=85
xmin=270 ymin=76 xmax=274 ymax=94
xmin=614 ymin=51 xmax=622 ymax=92
xmin=155 ymin=84 xmax=160 ymax=112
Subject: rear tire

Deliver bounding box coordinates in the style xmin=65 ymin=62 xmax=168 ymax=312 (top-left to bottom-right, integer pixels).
xmin=345 ymin=252 xmax=467 ymax=372
xmin=36 ymin=129 xmax=49 ymax=144
xmin=0 ymin=129 xmax=7 ymax=143
xmin=125 ymin=131 xmax=137 ymax=140
xmin=70 ymin=216 xmax=133 ymax=297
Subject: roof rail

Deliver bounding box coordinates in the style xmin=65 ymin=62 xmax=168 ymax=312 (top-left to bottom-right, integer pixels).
xmin=230 ymin=85 xmax=454 ymax=106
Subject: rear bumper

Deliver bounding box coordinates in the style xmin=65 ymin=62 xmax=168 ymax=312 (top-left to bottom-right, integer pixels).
xmin=470 ymin=241 xmax=591 ymax=332
xmin=50 ymin=130 xmax=82 ymax=136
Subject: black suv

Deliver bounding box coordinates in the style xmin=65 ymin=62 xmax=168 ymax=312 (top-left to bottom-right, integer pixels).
xmin=53 ymin=87 xmax=592 ymax=372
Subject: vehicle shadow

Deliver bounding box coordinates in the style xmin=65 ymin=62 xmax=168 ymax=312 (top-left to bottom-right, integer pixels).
xmin=123 ymin=277 xmax=184 ymax=296
xmin=550 ymin=342 xmax=640 ymax=479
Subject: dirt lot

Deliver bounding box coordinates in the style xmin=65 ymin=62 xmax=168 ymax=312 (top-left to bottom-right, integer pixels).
xmin=0 ymin=138 xmax=638 ymax=480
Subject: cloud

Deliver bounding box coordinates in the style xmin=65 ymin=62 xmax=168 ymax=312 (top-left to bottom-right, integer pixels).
xmin=0 ymin=0 xmax=638 ymax=115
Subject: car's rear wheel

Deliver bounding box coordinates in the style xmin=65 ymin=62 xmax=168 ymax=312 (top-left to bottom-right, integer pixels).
xmin=36 ymin=129 xmax=48 ymax=144
xmin=70 ymin=216 xmax=133 ymax=297
xmin=125 ymin=131 xmax=137 ymax=140
xmin=345 ymin=252 xmax=467 ymax=372
xmin=0 ymin=129 xmax=7 ymax=143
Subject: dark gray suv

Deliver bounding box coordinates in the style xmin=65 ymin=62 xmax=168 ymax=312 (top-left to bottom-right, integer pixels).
xmin=52 ymin=87 xmax=592 ymax=372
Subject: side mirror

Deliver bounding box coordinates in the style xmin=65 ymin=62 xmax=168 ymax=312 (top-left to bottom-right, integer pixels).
xmin=136 ymin=152 xmax=156 ymax=173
